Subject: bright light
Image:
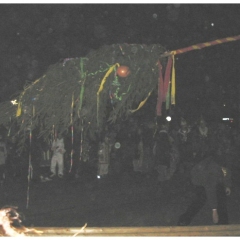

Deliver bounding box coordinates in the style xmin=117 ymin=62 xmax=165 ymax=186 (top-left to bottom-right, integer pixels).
xmin=211 ymin=23 xmax=214 ymax=26
xmin=11 ymin=99 xmax=18 ymax=105
xmin=97 ymin=175 xmax=101 ymax=179
xmin=166 ymin=116 xmax=171 ymax=122
xmin=222 ymin=118 xmax=233 ymax=121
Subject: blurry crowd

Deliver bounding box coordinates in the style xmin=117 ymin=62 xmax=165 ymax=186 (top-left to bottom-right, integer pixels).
xmin=0 ymin=114 xmax=239 ymax=225
xmin=96 ymin=115 xmax=239 ymax=180
xmin=0 ymin=115 xmax=239 ymax=183
xmin=95 ymin=115 xmax=238 ymax=225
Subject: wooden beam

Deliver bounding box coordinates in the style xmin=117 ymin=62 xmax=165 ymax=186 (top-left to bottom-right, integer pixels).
xmin=25 ymin=224 xmax=240 ymax=236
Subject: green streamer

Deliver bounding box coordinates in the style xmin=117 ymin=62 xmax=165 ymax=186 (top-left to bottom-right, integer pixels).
xmin=78 ymin=58 xmax=87 ymax=114
xmin=166 ymin=82 xmax=171 ymax=110
xmin=113 ymin=84 xmax=132 ymax=101
xmin=79 ymin=79 xmax=85 ymax=112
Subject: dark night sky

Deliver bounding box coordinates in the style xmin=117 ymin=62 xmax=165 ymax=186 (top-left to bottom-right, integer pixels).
xmin=1 ymin=2 xmax=240 ymax=119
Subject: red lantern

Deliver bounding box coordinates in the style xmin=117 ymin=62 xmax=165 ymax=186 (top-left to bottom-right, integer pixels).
xmin=116 ymin=66 xmax=130 ymax=78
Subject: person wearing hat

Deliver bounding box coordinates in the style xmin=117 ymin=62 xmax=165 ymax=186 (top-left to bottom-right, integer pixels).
xmin=177 ymin=147 xmax=231 ymax=226
xmin=0 ymin=135 xmax=7 ymax=185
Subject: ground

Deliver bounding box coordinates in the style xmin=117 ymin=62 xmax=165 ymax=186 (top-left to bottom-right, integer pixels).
xmin=0 ymin=164 xmax=240 ymax=230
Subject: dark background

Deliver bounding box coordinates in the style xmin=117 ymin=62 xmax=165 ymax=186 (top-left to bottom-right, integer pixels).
xmin=1 ymin=4 xmax=240 ymax=230
xmin=0 ymin=3 xmax=240 ymax=121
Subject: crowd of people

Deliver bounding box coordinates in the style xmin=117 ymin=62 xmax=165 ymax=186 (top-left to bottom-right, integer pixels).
xmin=0 ymin=114 xmax=239 ymax=225
xmin=164 ymin=117 xmax=235 ymax=225
xmin=95 ymin=115 xmax=238 ymax=225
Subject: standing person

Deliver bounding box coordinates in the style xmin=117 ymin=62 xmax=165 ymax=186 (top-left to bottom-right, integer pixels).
xmin=176 ymin=118 xmax=193 ymax=175
xmin=133 ymin=124 xmax=155 ymax=174
xmin=97 ymin=135 xmax=112 ymax=178
xmin=178 ymin=148 xmax=231 ymax=226
xmin=50 ymin=133 xmax=66 ymax=178
xmin=0 ymin=135 xmax=7 ymax=185
xmin=153 ymin=123 xmax=173 ymax=182
xmin=191 ymin=117 xmax=211 ymax=162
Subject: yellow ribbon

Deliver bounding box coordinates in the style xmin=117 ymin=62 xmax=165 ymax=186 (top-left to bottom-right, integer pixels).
xmin=97 ymin=63 xmax=120 ymax=95
xmin=32 ymin=105 xmax=35 ymax=117
xmin=70 ymin=93 xmax=74 ymax=125
xmin=170 ymin=51 xmax=176 ymax=105
xmin=97 ymin=63 xmax=120 ymax=126
xmin=16 ymin=101 xmax=22 ymax=117
xmin=129 ymin=91 xmax=152 ymax=113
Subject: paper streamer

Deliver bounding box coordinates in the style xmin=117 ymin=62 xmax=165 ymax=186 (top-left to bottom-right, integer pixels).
xmin=129 ymin=91 xmax=152 ymax=113
xmin=171 ymin=55 xmax=176 ymax=105
xmin=97 ymin=63 xmax=120 ymax=126
xmin=26 ymin=124 xmax=33 ymax=209
xmin=163 ymin=56 xmax=173 ymax=102
xmin=156 ymin=61 xmax=164 ymax=116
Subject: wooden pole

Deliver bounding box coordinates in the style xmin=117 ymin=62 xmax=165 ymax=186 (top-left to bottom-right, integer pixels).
xmin=24 ymin=224 xmax=240 ymax=237
xmin=160 ymin=35 xmax=240 ymax=58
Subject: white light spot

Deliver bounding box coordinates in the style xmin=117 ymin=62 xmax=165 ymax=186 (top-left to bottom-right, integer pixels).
xmin=11 ymin=99 xmax=18 ymax=105
xmin=211 ymin=23 xmax=214 ymax=26
xmin=166 ymin=116 xmax=171 ymax=122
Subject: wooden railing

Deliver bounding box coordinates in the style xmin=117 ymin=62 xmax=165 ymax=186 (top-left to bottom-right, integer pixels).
xmin=27 ymin=224 xmax=240 ymax=236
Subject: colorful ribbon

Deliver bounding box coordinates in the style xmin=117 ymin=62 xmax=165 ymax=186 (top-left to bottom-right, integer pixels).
xmin=26 ymin=123 xmax=32 ymax=209
xmin=156 ymin=61 xmax=164 ymax=116
xmin=163 ymin=56 xmax=173 ymax=102
xmin=69 ymin=93 xmax=74 ymax=173
xmin=69 ymin=125 xmax=74 ymax=173
xmin=97 ymin=63 xmax=120 ymax=126
xmin=170 ymin=53 xmax=176 ymax=105
xmin=78 ymin=58 xmax=87 ymax=117
xmin=130 ymin=91 xmax=152 ymax=113
xmin=159 ymin=35 xmax=240 ymax=108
